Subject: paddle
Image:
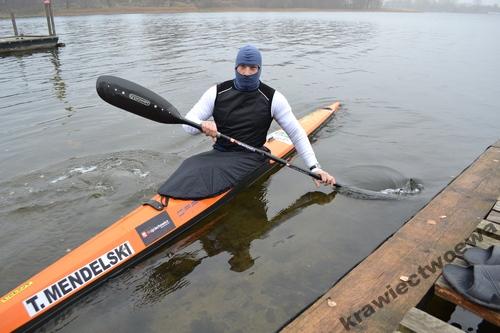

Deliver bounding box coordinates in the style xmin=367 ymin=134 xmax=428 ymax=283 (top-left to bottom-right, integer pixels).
xmin=96 ymin=75 xmax=337 ymax=186
xmin=95 ymin=76 xmax=416 ymax=199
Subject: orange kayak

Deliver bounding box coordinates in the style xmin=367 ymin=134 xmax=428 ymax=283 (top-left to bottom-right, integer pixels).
xmin=0 ymin=102 xmax=340 ymax=332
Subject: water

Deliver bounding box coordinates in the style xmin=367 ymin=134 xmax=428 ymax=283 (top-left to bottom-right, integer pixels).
xmin=1 ymin=11 xmax=499 ymax=332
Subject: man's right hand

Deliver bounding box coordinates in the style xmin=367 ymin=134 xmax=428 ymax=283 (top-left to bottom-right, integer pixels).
xmin=201 ymin=121 xmax=218 ymax=138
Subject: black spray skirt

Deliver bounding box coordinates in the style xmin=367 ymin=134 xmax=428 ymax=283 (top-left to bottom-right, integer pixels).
xmin=158 ymin=149 xmax=268 ymax=200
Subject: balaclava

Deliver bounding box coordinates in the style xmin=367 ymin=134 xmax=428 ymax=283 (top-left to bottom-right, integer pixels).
xmin=234 ymin=45 xmax=262 ymax=92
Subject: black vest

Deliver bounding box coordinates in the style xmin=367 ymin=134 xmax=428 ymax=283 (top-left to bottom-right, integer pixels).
xmin=213 ymin=80 xmax=275 ymax=151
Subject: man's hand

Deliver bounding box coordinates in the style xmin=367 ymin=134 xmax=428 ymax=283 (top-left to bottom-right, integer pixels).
xmin=312 ymin=169 xmax=336 ymax=187
xmin=201 ymin=121 xmax=218 ymax=138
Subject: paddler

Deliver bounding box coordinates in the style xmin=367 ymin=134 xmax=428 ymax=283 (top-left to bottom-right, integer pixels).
xmin=157 ymin=45 xmax=335 ymax=200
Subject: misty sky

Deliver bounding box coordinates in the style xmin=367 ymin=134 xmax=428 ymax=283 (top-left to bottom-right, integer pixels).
xmin=460 ymin=0 xmax=500 ymax=4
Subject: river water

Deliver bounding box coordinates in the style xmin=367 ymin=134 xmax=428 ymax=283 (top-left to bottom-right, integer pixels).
xmin=1 ymin=11 xmax=499 ymax=332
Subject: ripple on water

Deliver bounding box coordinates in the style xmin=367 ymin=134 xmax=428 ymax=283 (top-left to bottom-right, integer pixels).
xmin=337 ymin=164 xmax=424 ymax=199
xmin=0 ymin=150 xmax=181 ymax=295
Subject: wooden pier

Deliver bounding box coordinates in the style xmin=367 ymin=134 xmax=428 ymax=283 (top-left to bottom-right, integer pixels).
xmin=282 ymin=139 xmax=500 ymax=332
xmin=0 ymin=1 xmax=60 ymax=55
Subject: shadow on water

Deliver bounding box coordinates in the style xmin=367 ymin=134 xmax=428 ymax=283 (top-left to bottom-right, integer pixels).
xmin=134 ymin=178 xmax=338 ymax=306
xmin=131 ymin=164 xmax=422 ymax=306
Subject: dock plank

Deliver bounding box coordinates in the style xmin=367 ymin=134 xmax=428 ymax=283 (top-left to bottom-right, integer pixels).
xmin=432 ymin=238 xmax=500 ymax=327
xmin=493 ymin=201 xmax=500 ymax=212
xmin=466 ymin=233 xmax=499 ymax=249
xmin=476 ymin=220 xmax=500 ymax=238
xmin=486 ymin=210 xmax=500 ymax=224
xmin=435 ymin=276 xmax=500 ymax=326
xmin=396 ymin=307 xmax=464 ymax=333
xmin=282 ymin=146 xmax=500 ymax=333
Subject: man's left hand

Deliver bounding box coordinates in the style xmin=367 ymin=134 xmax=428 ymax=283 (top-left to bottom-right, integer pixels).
xmin=313 ymin=169 xmax=336 ymax=187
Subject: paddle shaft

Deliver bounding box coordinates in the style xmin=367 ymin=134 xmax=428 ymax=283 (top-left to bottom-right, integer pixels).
xmin=182 ymin=118 xmax=333 ymax=184
xmin=95 ymin=75 xmax=338 ymax=186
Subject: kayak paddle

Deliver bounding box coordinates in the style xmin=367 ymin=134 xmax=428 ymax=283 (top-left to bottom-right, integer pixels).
xmin=96 ymin=75 xmax=338 ymax=186
xmin=96 ymin=76 xmax=416 ymax=200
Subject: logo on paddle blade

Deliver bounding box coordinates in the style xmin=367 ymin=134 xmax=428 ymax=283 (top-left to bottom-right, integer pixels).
xmin=129 ymin=93 xmax=151 ymax=106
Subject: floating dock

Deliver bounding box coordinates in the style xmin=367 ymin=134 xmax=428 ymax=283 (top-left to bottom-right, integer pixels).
xmin=1 ymin=1 xmax=60 ymax=55
xmin=282 ymin=139 xmax=500 ymax=332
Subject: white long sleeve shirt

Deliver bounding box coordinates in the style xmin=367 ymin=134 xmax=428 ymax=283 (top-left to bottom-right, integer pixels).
xmin=182 ymin=85 xmax=320 ymax=169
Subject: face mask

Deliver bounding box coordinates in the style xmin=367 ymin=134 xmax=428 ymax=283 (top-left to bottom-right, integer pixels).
xmin=234 ymin=69 xmax=261 ymax=91
xmin=233 ymin=45 xmax=262 ymax=92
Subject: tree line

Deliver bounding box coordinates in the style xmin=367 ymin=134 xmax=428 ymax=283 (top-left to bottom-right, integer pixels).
xmin=0 ymin=0 xmax=384 ymax=11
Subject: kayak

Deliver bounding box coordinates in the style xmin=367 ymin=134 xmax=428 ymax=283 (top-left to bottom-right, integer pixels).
xmin=0 ymin=102 xmax=340 ymax=332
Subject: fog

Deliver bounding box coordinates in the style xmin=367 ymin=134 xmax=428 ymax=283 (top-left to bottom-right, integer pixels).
xmin=1 ymin=0 xmax=499 ymax=14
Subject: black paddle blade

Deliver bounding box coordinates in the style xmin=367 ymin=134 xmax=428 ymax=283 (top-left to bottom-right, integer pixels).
xmin=96 ymin=75 xmax=185 ymax=125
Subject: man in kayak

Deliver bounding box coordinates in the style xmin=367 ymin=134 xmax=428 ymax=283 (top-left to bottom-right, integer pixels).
xmin=158 ymin=45 xmax=335 ymax=200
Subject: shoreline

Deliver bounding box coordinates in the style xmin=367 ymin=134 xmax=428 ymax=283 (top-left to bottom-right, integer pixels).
xmin=0 ymin=7 xmax=419 ymax=19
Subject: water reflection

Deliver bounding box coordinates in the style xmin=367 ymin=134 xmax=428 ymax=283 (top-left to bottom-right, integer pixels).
xmin=136 ymin=179 xmax=336 ymax=305
xmin=1 ymin=47 xmax=70 ymax=110
xmin=48 ymin=48 xmax=67 ymax=102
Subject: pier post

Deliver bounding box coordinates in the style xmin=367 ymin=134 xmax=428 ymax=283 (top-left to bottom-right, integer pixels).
xmin=44 ymin=1 xmax=53 ymax=36
xmin=10 ymin=12 xmax=19 ymax=37
xmin=48 ymin=1 xmax=56 ymax=36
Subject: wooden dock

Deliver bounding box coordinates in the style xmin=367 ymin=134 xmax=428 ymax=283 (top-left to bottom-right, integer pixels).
xmin=1 ymin=1 xmax=60 ymax=55
xmin=282 ymin=139 xmax=500 ymax=332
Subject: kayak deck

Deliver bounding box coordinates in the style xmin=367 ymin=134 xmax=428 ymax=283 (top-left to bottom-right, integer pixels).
xmin=0 ymin=102 xmax=340 ymax=332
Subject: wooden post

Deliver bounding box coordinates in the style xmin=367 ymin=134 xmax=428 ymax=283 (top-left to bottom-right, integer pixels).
xmin=48 ymin=1 xmax=56 ymax=36
xmin=10 ymin=12 xmax=19 ymax=36
xmin=44 ymin=2 xmax=53 ymax=36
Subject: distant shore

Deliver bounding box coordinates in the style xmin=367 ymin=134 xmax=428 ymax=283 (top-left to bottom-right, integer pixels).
xmin=0 ymin=6 xmax=418 ymax=19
